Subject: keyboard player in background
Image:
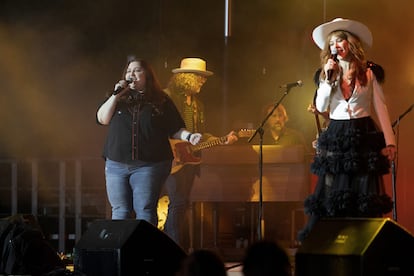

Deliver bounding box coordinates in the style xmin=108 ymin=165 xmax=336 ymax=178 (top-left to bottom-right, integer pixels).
xmin=243 ymin=102 xmax=310 ymax=246
xmin=259 ymin=103 xmax=308 ymax=148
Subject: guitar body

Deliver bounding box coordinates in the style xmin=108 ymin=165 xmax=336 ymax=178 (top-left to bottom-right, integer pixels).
xmin=171 ymin=140 xmax=202 ymax=164
xmin=169 ymin=129 xmax=254 ymax=174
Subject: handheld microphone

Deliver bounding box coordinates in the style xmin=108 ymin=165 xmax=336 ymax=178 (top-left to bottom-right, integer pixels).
xmin=327 ymin=48 xmax=338 ymax=81
xmin=280 ymin=80 xmax=303 ymax=89
xmin=113 ymin=77 xmax=134 ymax=95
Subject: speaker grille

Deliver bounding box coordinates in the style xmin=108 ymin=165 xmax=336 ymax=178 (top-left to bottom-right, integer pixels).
xmin=74 ymin=219 xmax=187 ymax=276
xmin=295 ymin=218 xmax=414 ymax=276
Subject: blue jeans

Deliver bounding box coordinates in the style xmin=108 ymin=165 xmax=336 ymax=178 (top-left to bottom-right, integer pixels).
xmin=164 ymin=165 xmax=197 ymax=250
xmin=105 ymin=159 xmax=171 ymax=226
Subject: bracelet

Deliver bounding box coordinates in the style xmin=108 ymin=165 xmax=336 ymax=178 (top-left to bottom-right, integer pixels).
xmin=186 ymin=133 xmax=192 ymax=142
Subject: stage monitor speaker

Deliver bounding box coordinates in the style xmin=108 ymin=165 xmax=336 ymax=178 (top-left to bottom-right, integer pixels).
xmin=295 ymin=218 xmax=414 ymax=276
xmin=73 ymin=219 xmax=187 ymax=276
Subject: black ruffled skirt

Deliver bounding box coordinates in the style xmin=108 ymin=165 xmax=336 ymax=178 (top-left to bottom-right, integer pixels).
xmin=298 ymin=117 xmax=393 ymax=241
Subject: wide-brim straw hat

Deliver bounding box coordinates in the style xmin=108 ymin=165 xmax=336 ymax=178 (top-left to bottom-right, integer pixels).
xmin=312 ymin=18 xmax=373 ymax=49
xmin=172 ymin=58 xmax=213 ymax=76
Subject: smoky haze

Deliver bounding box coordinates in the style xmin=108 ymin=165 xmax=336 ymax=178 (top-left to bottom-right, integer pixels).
xmin=0 ymin=0 xmax=412 ymax=162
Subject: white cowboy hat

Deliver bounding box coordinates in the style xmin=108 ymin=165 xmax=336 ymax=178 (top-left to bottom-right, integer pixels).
xmin=172 ymin=58 xmax=213 ymax=76
xmin=312 ymin=18 xmax=373 ymax=49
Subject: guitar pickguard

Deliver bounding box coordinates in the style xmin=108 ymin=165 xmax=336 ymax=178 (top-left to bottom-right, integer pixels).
xmin=173 ymin=141 xmax=202 ymax=164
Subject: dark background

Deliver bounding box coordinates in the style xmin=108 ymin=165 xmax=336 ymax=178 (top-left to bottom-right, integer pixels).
xmin=1 ymin=0 xmax=413 ymax=235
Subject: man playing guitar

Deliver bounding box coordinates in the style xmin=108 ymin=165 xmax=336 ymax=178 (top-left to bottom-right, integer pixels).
xmin=163 ymin=58 xmax=238 ymax=251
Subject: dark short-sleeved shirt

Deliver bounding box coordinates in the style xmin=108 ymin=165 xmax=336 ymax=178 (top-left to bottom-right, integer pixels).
xmin=99 ymin=95 xmax=185 ymax=164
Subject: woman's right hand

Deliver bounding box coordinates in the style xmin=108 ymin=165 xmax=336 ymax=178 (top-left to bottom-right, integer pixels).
xmin=324 ymin=57 xmax=338 ymax=82
xmin=113 ymin=79 xmax=131 ymax=97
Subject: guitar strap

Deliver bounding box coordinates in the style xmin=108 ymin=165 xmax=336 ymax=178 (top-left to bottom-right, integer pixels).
xmin=192 ymin=98 xmax=199 ymax=133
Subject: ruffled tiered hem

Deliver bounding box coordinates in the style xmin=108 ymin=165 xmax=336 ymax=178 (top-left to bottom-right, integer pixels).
xmin=311 ymin=117 xmax=390 ymax=176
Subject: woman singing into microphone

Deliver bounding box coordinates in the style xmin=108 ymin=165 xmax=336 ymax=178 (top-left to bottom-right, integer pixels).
xmin=96 ymin=56 xmax=201 ymax=225
xmin=298 ymin=18 xmax=396 ymax=242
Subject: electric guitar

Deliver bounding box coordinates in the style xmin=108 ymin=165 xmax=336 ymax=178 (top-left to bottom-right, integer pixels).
xmin=312 ymin=89 xmax=323 ymax=137
xmin=169 ymin=129 xmax=254 ymax=174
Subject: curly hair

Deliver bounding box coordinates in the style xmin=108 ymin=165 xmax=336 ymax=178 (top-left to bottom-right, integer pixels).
xmin=167 ymin=73 xmax=207 ymax=95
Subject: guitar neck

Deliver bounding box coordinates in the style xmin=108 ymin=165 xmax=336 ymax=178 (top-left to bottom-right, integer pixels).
xmin=191 ymin=136 xmax=227 ymax=152
xmin=315 ymin=113 xmax=322 ymax=136
xmin=178 ymin=129 xmax=254 ymax=156
xmin=312 ymin=89 xmax=322 ymax=136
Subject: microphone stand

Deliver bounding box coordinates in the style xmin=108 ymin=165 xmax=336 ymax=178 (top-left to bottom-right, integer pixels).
xmin=392 ymin=104 xmax=413 ymax=128
xmin=390 ymin=103 xmax=413 ymax=221
xmin=248 ymin=84 xmax=296 ymax=240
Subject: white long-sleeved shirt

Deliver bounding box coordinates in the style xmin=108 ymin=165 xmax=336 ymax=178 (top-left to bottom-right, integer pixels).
xmin=316 ymin=69 xmax=396 ymax=146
